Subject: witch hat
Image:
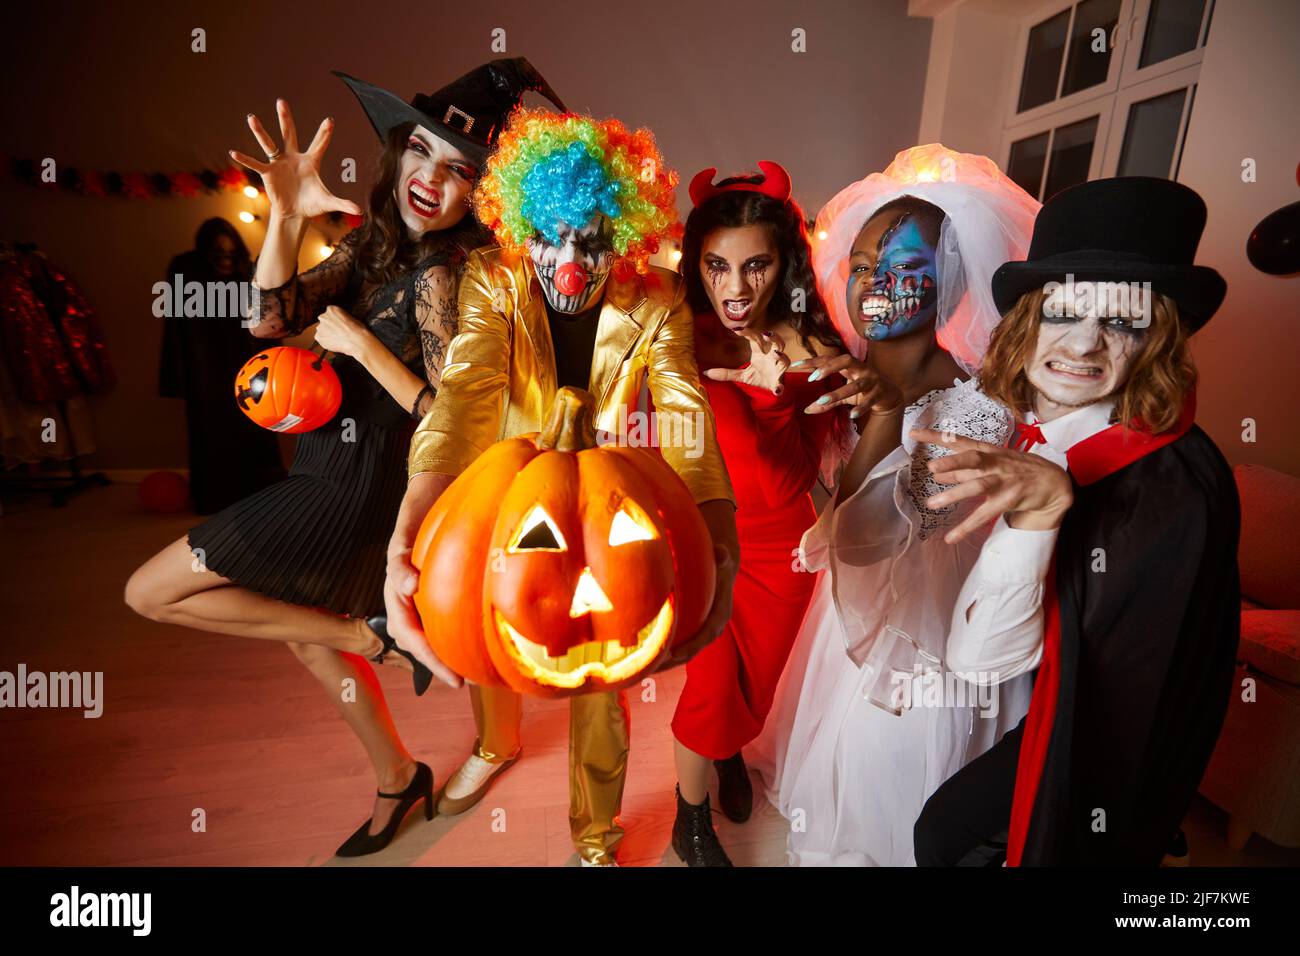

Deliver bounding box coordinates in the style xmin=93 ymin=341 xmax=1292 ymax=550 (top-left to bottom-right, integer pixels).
xmin=332 ymin=58 xmax=566 ymax=163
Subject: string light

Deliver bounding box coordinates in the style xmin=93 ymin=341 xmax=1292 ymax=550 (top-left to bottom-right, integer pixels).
xmin=320 ymin=244 xmax=334 ymax=259
xmin=242 ymin=185 xmax=259 ymax=199
xmin=238 ymin=210 xmax=256 ymax=224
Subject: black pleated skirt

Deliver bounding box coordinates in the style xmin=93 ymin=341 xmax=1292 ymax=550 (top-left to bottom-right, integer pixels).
xmin=187 ymin=413 xmax=415 ymax=619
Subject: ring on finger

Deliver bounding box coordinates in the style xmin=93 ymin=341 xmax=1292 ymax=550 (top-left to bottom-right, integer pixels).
xmin=265 ymin=146 xmax=283 ymax=161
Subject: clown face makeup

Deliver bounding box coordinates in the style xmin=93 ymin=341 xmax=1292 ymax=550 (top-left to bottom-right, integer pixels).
xmin=698 ymin=223 xmax=781 ymax=332
xmin=847 ymin=210 xmax=939 ymax=341
xmin=1026 ymin=286 xmax=1149 ymax=418
xmin=395 ymin=125 xmax=476 ymax=238
xmin=528 ymin=214 xmax=616 ymax=313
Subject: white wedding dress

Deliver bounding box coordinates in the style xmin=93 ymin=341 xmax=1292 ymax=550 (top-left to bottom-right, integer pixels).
xmin=748 ymin=378 xmax=1033 ymax=866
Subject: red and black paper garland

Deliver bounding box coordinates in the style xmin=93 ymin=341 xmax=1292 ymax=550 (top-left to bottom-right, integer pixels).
xmin=3 ymin=155 xmax=364 ymax=229
xmin=4 ymin=155 xmax=257 ymax=199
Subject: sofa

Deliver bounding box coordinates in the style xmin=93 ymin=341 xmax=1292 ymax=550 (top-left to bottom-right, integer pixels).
xmin=1199 ymin=463 xmax=1300 ymax=849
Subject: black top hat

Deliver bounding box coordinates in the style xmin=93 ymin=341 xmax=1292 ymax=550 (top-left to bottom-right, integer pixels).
xmin=332 ymin=58 xmax=566 ymax=164
xmin=991 ymin=177 xmax=1226 ymax=332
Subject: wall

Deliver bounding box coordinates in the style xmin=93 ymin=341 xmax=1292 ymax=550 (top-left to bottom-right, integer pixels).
xmin=1176 ymin=0 xmax=1300 ymax=476
xmin=915 ymin=0 xmax=1026 ymax=158
xmin=0 ymin=0 xmax=931 ymax=471
xmin=915 ymin=0 xmax=1300 ymax=475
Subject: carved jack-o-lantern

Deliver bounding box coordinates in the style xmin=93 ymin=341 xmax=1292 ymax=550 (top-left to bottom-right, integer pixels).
xmin=234 ymin=346 xmax=341 ymax=433
xmin=412 ymin=387 xmax=716 ymax=697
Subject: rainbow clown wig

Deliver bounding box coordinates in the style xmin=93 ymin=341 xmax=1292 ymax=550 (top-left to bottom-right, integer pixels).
xmin=473 ymin=108 xmax=682 ymax=273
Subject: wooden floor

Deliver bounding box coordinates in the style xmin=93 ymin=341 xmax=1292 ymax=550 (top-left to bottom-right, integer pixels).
xmin=1 ymin=481 xmax=1295 ymax=867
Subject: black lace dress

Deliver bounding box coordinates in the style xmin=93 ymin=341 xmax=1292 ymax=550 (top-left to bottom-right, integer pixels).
xmin=187 ymin=230 xmax=472 ymax=618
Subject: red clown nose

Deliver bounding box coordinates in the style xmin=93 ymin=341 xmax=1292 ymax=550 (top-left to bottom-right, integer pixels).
xmin=553 ymin=262 xmax=588 ymax=296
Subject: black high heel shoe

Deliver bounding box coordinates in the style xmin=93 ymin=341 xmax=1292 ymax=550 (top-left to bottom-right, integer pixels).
xmin=365 ymin=614 xmax=433 ymax=696
xmin=335 ymin=761 xmax=435 ymax=858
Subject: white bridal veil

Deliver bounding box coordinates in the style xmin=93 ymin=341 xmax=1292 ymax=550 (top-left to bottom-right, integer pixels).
xmin=811 ymin=143 xmax=1041 ymax=375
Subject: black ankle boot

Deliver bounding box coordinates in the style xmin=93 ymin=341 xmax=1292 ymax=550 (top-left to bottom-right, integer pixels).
xmin=671 ymin=785 xmax=733 ymax=867
xmin=713 ymin=751 xmax=753 ymax=823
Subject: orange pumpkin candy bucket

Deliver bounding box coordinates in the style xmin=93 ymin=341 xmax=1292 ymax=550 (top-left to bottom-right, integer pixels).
xmin=234 ymin=346 xmax=342 ymax=433
xmin=411 ymin=387 xmax=716 ymax=698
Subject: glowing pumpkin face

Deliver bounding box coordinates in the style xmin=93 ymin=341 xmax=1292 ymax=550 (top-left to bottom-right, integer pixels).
xmin=412 ymin=387 xmax=716 ymax=697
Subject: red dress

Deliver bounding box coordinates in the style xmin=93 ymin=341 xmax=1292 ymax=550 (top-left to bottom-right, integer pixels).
xmin=671 ymin=324 xmax=845 ymax=759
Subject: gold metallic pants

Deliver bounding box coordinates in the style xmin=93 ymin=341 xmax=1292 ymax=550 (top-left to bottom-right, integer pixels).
xmin=470 ymin=683 xmax=629 ymax=865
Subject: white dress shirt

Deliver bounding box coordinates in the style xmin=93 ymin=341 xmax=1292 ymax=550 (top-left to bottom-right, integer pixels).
xmin=945 ymin=399 xmax=1116 ymax=684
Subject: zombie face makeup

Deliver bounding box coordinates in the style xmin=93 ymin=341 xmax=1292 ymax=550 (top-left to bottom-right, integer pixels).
xmin=698 ymin=223 xmax=781 ymax=332
xmin=846 ymin=209 xmax=939 ymax=341
xmin=1025 ymin=285 xmax=1149 ymax=417
xmin=527 ymin=214 xmax=616 ymax=313
xmin=394 ymin=125 xmax=476 ymax=238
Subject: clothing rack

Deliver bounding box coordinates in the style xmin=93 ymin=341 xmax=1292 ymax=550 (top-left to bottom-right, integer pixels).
xmin=0 ymin=399 xmax=108 ymax=510
xmin=0 ymin=239 xmax=113 ymax=510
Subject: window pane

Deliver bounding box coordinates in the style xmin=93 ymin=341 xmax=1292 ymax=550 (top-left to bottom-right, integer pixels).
xmin=1117 ymin=88 xmax=1187 ymax=178
xmin=1173 ymin=84 xmax=1197 ymax=179
xmin=1043 ymin=115 xmax=1099 ymax=200
xmin=1139 ymin=0 xmax=1208 ymax=68
xmin=1008 ymin=132 xmax=1051 ymax=198
xmin=1018 ymin=9 xmax=1071 ymax=112
xmin=1061 ymin=0 xmax=1122 ymax=96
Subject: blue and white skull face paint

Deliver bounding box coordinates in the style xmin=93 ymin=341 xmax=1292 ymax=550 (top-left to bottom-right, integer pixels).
xmin=527 ymin=214 xmax=616 ymax=314
xmin=846 ymin=210 xmax=940 ymax=342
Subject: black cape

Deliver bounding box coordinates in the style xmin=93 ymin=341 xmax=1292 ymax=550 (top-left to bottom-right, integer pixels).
xmin=1016 ymin=423 xmax=1240 ymax=865
xmin=159 ymin=252 xmax=284 ymax=513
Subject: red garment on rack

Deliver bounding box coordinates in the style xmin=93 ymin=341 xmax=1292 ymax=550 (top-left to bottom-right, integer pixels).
xmin=0 ymin=247 xmax=114 ymax=402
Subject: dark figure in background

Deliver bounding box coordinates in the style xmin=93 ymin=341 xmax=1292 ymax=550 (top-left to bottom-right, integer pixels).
xmin=159 ymin=218 xmax=284 ymax=513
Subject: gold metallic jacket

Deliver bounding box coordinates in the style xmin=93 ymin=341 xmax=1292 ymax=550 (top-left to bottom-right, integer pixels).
xmin=407 ymin=246 xmax=735 ymax=507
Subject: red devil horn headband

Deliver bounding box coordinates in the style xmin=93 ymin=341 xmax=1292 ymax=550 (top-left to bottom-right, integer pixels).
xmin=689 ymin=160 xmax=792 ymax=207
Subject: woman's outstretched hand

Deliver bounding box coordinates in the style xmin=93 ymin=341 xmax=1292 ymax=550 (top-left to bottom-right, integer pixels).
xmin=704 ymin=328 xmax=790 ymax=395
xmin=229 ymin=99 xmax=362 ymax=221
xmin=792 ymin=353 xmax=901 ymax=419
xmin=704 ymin=332 xmax=904 ymax=416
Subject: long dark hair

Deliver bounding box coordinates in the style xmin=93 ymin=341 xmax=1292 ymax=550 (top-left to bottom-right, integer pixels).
xmin=351 ymin=123 xmax=489 ymax=286
xmin=680 ymin=180 xmax=842 ymax=353
xmin=194 ymin=217 xmax=251 ymax=277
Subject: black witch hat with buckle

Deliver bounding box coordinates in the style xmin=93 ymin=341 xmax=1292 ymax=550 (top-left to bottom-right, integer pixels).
xmin=332 ymin=58 xmax=566 ymax=164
